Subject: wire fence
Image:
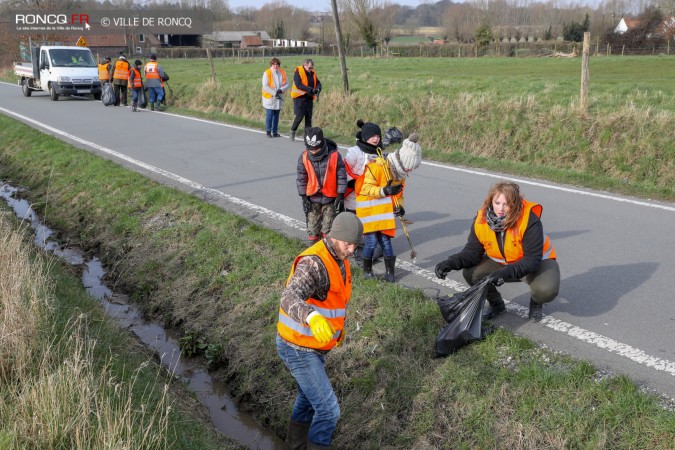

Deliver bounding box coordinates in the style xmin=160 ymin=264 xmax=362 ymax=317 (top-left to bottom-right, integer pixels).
xmin=152 ymin=40 xmax=673 ymax=61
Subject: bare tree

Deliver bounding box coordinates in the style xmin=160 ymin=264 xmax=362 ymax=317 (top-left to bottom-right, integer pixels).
xmin=255 ymin=1 xmax=310 ymax=41
xmin=339 ymin=0 xmax=394 ymax=50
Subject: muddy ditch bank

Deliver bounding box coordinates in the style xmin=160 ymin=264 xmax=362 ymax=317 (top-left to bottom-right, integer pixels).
xmin=0 ymin=181 xmax=285 ymax=449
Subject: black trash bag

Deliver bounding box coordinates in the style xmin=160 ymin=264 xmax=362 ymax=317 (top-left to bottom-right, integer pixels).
xmin=161 ymin=72 xmax=169 ymax=82
xmin=101 ymin=83 xmax=115 ymax=106
xmin=382 ymin=127 xmax=403 ymax=146
xmin=138 ymin=87 xmax=148 ymax=109
xmin=436 ymin=292 xmax=465 ymax=323
xmin=435 ymin=277 xmax=490 ymax=356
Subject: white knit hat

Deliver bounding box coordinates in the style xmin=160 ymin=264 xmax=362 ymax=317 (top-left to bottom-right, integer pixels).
xmin=388 ymin=133 xmax=422 ymax=179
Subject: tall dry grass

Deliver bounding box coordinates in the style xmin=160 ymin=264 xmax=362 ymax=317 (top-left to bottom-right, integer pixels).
xmin=0 ymin=213 xmax=171 ymax=449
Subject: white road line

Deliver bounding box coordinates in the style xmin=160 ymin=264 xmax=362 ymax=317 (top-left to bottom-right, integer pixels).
xmin=2 ymin=105 xmax=675 ymax=379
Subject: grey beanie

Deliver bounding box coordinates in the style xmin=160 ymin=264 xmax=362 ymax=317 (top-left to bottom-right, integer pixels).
xmin=329 ymin=212 xmax=363 ymax=244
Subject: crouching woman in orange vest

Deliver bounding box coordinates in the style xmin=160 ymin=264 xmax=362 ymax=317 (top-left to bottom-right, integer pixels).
xmin=277 ymin=212 xmax=363 ymax=449
xmin=435 ymin=181 xmax=560 ymax=322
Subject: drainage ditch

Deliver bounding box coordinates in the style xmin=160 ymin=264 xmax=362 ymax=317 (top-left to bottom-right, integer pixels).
xmin=0 ymin=181 xmax=284 ymax=450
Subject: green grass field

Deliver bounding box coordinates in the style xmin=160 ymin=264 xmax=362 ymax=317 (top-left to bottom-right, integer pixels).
xmin=154 ymin=54 xmax=675 ymax=200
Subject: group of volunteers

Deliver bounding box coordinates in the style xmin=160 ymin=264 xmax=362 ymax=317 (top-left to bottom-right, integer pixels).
xmin=270 ymin=57 xmax=560 ymax=450
xmin=98 ymin=53 xmax=167 ymax=112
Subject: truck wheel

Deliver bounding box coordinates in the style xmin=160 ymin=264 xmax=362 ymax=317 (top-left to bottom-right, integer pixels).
xmin=21 ymin=79 xmax=32 ymax=97
xmin=48 ymin=84 xmax=59 ymax=101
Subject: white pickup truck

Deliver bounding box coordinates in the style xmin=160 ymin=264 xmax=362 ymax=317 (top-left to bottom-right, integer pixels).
xmin=14 ymin=45 xmax=102 ymax=101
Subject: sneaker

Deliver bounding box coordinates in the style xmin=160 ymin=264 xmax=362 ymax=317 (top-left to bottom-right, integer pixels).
xmin=273 ymin=133 xmax=281 ymax=137
xmin=266 ymin=131 xmax=272 ymax=137
xmin=528 ymin=299 xmax=543 ymax=322
xmin=482 ymin=298 xmax=506 ymax=320
xmin=290 ymin=130 xmax=296 ymax=141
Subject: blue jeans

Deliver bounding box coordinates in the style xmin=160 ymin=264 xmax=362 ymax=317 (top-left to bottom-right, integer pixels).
xmin=131 ymin=88 xmax=140 ymax=104
xmin=362 ymin=232 xmax=394 ymax=258
xmin=265 ymin=108 xmax=280 ymax=134
xmin=148 ymin=86 xmax=164 ymax=104
xmin=276 ymin=336 xmax=340 ymax=447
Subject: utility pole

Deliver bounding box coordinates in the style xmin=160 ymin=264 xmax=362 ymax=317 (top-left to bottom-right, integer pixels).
xmin=580 ymin=32 xmax=590 ymax=113
xmin=330 ymin=0 xmax=349 ymax=95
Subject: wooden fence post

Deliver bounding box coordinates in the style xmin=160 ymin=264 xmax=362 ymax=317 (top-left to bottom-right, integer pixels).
xmin=580 ymin=32 xmax=590 ymax=113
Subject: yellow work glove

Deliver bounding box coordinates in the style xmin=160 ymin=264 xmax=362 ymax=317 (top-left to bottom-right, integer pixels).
xmin=308 ymin=314 xmax=335 ymax=344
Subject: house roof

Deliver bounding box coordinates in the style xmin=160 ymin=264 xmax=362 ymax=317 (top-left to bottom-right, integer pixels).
xmin=242 ymin=35 xmax=263 ymax=46
xmin=86 ymin=34 xmax=128 ymax=47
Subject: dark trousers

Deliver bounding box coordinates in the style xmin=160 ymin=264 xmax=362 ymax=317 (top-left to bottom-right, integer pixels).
xmin=291 ymin=97 xmax=314 ymax=132
xmin=462 ymin=256 xmax=560 ymax=304
xmin=113 ymin=83 xmax=127 ymax=106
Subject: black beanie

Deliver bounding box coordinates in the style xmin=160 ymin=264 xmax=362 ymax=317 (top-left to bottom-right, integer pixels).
xmin=356 ymin=119 xmax=381 ymax=142
xmin=304 ymin=127 xmax=324 ymax=150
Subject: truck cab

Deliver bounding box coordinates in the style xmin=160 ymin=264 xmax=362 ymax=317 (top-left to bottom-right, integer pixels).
xmin=16 ymin=45 xmax=102 ymax=101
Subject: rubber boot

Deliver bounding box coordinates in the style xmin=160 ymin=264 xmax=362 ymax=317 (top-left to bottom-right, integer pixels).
xmin=285 ymin=419 xmax=310 ymax=450
xmin=528 ymin=298 xmax=543 ymax=322
xmin=150 ymin=102 xmax=155 ymax=111
xmin=482 ymin=297 xmax=506 ymax=320
xmin=352 ymin=245 xmax=364 ymax=268
xmin=131 ymin=102 xmax=137 ymax=112
xmin=383 ymin=256 xmax=396 ymax=282
xmin=362 ymin=257 xmax=375 ymax=279
xmin=290 ymin=130 xmax=296 ymax=141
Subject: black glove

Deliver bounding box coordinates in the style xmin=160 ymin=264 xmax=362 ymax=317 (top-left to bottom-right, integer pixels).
xmin=301 ymin=195 xmax=311 ymax=214
xmin=276 ymin=89 xmax=283 ymax=96
xmin=434 ymin=259 xmax=456 ymax=280
xmin=394 ymin=206 xmax=405 ymax=217
xmin=486 ymin=271 xmax=505 ymax=286
xmin=382 ymin=180 xmax=403 ymax=196
xmin=334 ymin=194 xmax=344 ymax=214
xmin=347 ymin=179 xmax=356 ymax=189
xmin=313 ymin=88 xmax=320 ymax=95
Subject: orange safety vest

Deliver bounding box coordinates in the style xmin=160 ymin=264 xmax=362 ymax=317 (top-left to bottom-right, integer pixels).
xmin=145 ymin=61 xmax=161 ymax=80
xmin=112 ymin=59 xmax=130 ymax=80
xmin=355 ymin=161 xmax=403 ymax=237
xmin=262 ymin=68 xmax=287 ymax=99
xmin=277 ymin=241 xmax=351 ymax=351
xmin=128 ymin=67 xmax=142 ymax=88
xmin=303 ymin=150 xmax=339 ymax=197
xmin=474 ymin=199 xmax=557 ymax=265
xmin=98 ymin=63 xmax=110 ymax=81
xmin=291 ymin=66 xmax=317 ymax=99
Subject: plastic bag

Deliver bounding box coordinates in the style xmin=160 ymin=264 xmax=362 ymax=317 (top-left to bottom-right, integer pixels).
xmin=101 ymin=83 xmax=115 ymax=106
xmin=138 ymin=87 xmax=147 ymax=109
xmin=435 ymin=278 xmax=490 ymax=356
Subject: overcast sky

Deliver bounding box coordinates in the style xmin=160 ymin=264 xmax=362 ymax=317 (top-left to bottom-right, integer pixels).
xmin=228 ymin=0 xmax=603 ymax=13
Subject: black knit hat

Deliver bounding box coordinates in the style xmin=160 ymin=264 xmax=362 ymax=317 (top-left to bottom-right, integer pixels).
xmin=304 ymin=127 xmax=324 ymax=150
xmin=134 ymin=59 xmax=142 ymax=67
xmin=356 ymin=119 xmax=382 ymax=142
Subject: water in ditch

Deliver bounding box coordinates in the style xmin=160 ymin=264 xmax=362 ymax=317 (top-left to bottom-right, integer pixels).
xmin=0 ymin=181 xmax=284 ymax=450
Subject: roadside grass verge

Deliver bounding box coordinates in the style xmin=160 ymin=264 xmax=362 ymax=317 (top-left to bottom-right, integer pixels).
xmin=2 ymin=114 xmax=674 ymax=448
xmin=0 ymin=195 xmax=238 ymax=447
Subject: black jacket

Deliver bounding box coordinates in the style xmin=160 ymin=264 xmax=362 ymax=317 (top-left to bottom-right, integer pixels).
xmin=443 ymin=211 xmax=546 ymax=280
xmin=296 ymin=139 xmax=347 ymax=205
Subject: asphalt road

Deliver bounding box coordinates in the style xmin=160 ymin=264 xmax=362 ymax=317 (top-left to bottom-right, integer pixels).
xmin=2 ymin=82 xmax=674 ymax=402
